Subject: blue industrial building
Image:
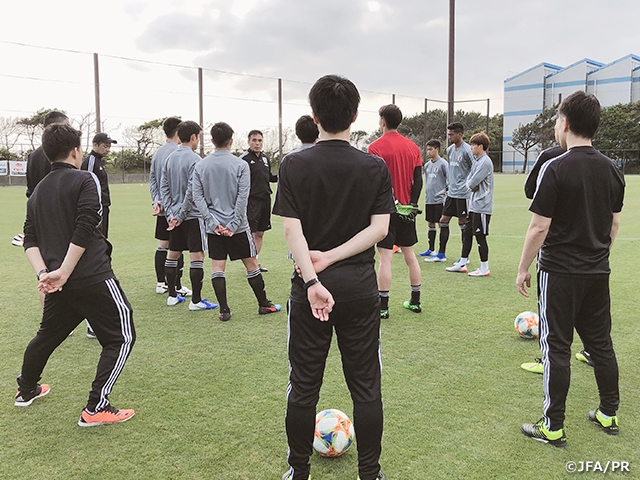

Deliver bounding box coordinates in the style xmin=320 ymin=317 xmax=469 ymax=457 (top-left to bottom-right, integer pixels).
xmin=502 ymin=54 xmax=640 ymax=172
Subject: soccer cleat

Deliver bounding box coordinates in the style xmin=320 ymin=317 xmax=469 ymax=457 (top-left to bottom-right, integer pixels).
xmin=167 ymin=295 xmax=186 ymax=306
xmin=281 ymin=471 xmax=311 ymax=480
xmin=78 ymin=405 xmax=135 ymax=427
xmin=588 ymin=409 xmax=619 ymax=435
xmin=445 ymin=259 xmax=468 ymax=273
xmin=259 ymin=264 xmax=269 ymax=273
xmin=156 ymin=282 xmax=168 ymax=294
xmin=259 ymin=303 xmax=282 ymax=315
xmin=521 ymin=418 xmax=567 ymax=447
xmin=189 ymin=299 xmax=219 ymax=311
xmin=576 ymin=350 xmax=594 ymax=367
xmin=219 ymin=311 xmax=232 ymax=322
xmin=380 ymin=309 xmax=389 ymax=319
xmin=176 ymin=286 xmax=192 ymax=297
xmin=392 ymin=245 xmax=401 ymax=254
xmin=15 ymin=384 xmax=51 ymax=407
xmin=521 ymin=358 xmax=543 ymax=374
xmin=358 ymin=472 xmax=387 ymax=480
xmin=468 ymin=268 xmax=490 ymax=277
xmin=86 ymin=327 xmax=97 ymax=339
xmin=425 ymin=252 xmax=446 ymax=263
xmin=403 ymin=301 xmax=422 ymax=313
xmin=418 ymin=249 xmax=435 ymax=257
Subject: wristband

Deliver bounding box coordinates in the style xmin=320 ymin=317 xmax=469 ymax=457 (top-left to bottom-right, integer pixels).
xmin=37 ymin=268 xmax=49 ymax=280
xmin=304 ymin=277 xmax=321 ymax=290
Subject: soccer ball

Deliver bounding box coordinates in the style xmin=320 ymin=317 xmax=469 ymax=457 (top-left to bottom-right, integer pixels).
xmin=313 ymin=409 xmax=355 ymax=457
xmin=514 ymin=311 xmax=539 ymax=339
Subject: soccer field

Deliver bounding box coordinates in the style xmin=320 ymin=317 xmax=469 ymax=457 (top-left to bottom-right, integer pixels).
xmin=1 ymin=174 xmax=639 ymax=480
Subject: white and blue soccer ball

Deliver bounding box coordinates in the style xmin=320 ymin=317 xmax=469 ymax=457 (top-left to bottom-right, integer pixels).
xmin=514 ymin=311 xmax=539 ymax=339
xmin=313 ymin=409 xmax=355 ymax=457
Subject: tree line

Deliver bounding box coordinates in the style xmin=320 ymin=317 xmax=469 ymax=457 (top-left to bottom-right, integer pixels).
xmin=509 ymin=101 xmax=640 ymax=173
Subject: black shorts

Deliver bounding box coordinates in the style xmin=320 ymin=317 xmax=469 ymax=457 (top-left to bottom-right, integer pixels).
xmin=247 ymin=198 xmax=272 ymax=233
xmin=168 ymin=218 xmax=205 ymax=252
xmin=208 ymin=230 xmax=257 ymax=261
xmin=377 ymin=212 xmax=418 ymax=249
xmin=155 ymin=215 xmax=170 ymax=241
xmin=442 ymin=196 xmax=468 ymax=219
xmin=425 ymin=203 xmax=444 ymax=224
xmin=470 ymin=212 xmax=491 ymax=235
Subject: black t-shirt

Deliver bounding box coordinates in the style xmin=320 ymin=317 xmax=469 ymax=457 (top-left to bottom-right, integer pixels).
xmin=530 ymin=146 xmax=625 ymax=275
xmin=273 ymin=139 xmax=395 ymax=302
xmin=524 ymin=145 xmax=565 ymax=200
xmin=240 ymin=150 xmax=277 ymax=201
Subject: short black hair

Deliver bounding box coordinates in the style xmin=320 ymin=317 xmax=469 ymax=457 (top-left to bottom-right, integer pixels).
xmin=558 ymin=90 xmax=601 ymax=139
xmin=43 ymin=110 xmax=69 ymax=127
xmin=42 ymin=123 xmax=81 ymax=163
xmin=469 ymin=132 xmax=490 ymax=151
xmin=210 ymin=122 xmax=234 ymax=148
xmin=426 ymin=139 xmax=441 ymax=150
xmin=295 ymin=115 xmax=319 ymax=144
xmin=248 ymin=129 xmax=263 ymax=140
xmin=379 ymin=104 xmax=402 ymax=130
xmin=447 ymin=122 xmax=464 ymax=133
xmin=163 ymin=117 xmax=182 ymax=138
xmin=177 ymin=120 xmax=202 ymax=143
xmin=309 ymin=74 xmax=360 ymax=134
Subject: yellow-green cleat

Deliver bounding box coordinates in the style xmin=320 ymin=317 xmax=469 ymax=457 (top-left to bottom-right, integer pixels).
xmin=521 ymin=358 xmax=543 ymax=374
xmin=588 ymin=409 xmax=619 ymax=435
xmin=521 ymin=418 xmax=566 ymax=447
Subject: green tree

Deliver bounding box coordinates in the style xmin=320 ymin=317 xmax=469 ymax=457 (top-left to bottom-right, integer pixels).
xmin=509 ymin=121 xmax=540 ymax=173
xmin=16 ymin=108 xmax=62 ymax=149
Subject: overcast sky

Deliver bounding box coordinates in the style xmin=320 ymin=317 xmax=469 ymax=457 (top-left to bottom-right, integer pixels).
xmin=2 ymin=0 xmax=640 ymax=142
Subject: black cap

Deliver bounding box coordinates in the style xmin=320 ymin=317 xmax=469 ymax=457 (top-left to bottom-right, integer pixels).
xmin=93 ymin=132 xmax=118 ymax=144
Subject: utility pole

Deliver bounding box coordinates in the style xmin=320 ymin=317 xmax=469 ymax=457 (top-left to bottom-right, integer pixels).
xmin=447 ymin=0 xmax=455 ymax=127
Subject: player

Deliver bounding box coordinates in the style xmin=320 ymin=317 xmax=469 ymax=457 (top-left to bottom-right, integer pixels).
xmin=466 ymin=132 xmax=493 ymax=277
xmin=517 ymin=91 xmax=624 ymax=446
xmin=290 ymin=115 xmax=319 ymax=153
xmin=239 ymin=130 xmax=278 ymax=271
xmin=13 ymin=111 xmax=70 ymax=248
xmin=274 ymin=74 xmax=392 ymax=480
xmin=368 ymin=104 xmax=423 ymax=318
xmin=521 ymin=145 xmax=594 ymax=371
xmin=189 ymin=122 xmax=281 ymax=321
xmin=161 ymin=121 xmax=217 ymax=311
xmin=16 ymin=123 xmax=135 ymax=426
xmin=420 ymin=139 xmax=449 ymax=263
xmin=81 ymin=132 xmax=117 ymax=238
xmin=441 ymin=122 xmax=475 ymax=273
xmin=149 ymin=116 xmax=190 ymax=297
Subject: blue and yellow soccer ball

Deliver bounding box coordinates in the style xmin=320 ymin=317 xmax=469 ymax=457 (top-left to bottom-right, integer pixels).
xmin=313 ymin=409 xmax=355 ymax=457
xmin=514 ymin=311 xmax=539 ymax=339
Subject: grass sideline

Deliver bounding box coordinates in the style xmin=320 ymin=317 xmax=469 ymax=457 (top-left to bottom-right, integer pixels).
xmin=0 ymin=175 xmax=638 ymax=480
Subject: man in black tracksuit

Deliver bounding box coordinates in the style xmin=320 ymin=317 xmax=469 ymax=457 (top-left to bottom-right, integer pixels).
xmin=16 ymin=123 xmax=135 ymax=427
xmin=81 ymin=132 xmax=117 ymax=238
xmin=240 ymin=130 xmax=278 ymax=269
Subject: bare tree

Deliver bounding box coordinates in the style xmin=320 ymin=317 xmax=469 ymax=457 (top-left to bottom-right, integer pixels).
xmin=0 ymin=116 xmax=21 ymax=150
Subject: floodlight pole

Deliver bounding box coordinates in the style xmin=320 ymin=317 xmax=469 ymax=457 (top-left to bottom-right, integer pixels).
xmin=278 ymin=78 xmax=283 ymax=163
xmin=447 ymin=0 xmax=455 ymax=127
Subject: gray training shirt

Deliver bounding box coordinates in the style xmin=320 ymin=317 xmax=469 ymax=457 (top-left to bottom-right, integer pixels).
xmin=190 ymin=149 xmax=251 ymax=235
xmin=424 ymin=156 xmax=449 ymax=205
xmin=149 ymin=141 xmax=179 ymax=209
xmin=466 ymin=153 xmax=494 ymax=214
xmin=160 ymin=145 xmax=202 ymax=222
xmin=445 ymin=142 xmax=474 ymax=199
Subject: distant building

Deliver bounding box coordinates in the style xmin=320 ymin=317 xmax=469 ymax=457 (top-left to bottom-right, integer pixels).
xmin=503 ymin=54 xmax=640 ymax=172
